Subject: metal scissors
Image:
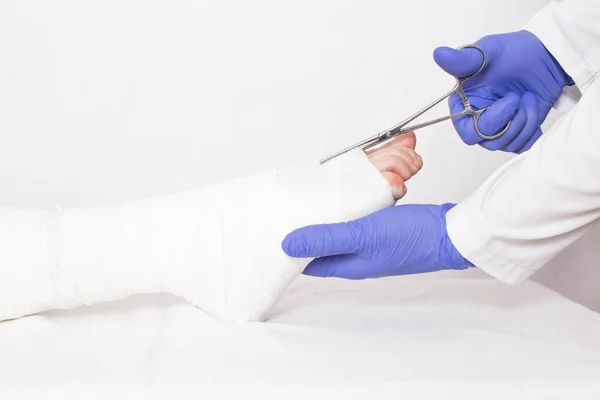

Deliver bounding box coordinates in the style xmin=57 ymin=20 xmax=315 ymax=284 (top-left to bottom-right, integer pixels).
xmin=320 ymin=44 xmax=512 ymax=164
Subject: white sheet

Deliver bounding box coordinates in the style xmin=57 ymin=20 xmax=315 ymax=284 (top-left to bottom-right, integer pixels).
xmin=0 ymin=275 xmax=599 ymax=399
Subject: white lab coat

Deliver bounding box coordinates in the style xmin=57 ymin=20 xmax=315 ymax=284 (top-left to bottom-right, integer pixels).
xmin=446 ymin=0 xmax=600 ymax=284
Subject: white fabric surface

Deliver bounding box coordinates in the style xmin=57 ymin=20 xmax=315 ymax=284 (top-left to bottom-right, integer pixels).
xmin=0 ymin=149 xmax=394 ymax=323
xmin=0 ymin=275 xmax=599 ymax=399
xmin=447 ymin=0 xmax=600 ymax=284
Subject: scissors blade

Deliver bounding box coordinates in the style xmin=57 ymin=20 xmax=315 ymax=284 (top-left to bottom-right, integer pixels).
xmin=319 ymin=109 xmax=468 ymax=164
xmin=388 ymin=110 xmax=467 ymax=136
xmin=355 ymin=110 xmax=468 ymax=155
xmin=319 ymin=134 xmax=382 ymax=164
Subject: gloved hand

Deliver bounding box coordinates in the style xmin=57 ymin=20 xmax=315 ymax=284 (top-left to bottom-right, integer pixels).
xmin=281 ymin=203 xmax=473 ymax=279
xmin=434 ymin=30 xmax=573 ymax=153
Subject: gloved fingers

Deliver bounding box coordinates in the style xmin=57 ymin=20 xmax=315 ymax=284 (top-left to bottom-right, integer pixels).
xmin=477 ymin=92 xmax=526 ymax=151
xmin=433 ymin=46 xmax=485 ymax=78
xmin=518 ymin=127 xmax=543 ymax=154
xmin=476 ymin=91 xmax=520 ymax=136
xmin=381 ymin=171 xmax=407 ymax=200
xmin=502 ymin=92 xmax=540 ymax=153
xmin=281 ymin=222 xmax=358 ymax=258
xmin=449 ymin=91 xmax=520 ymax=147
xmin=302 ymin=253 xmax=374 ymax=280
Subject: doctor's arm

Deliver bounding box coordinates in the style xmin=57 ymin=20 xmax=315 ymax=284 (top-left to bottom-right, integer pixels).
xmin=446 ymin=0 xmax=600 ymax=283
xmin=282 ymin=0 xmax=600 ymax=282
xmin=446 ymin=77 xmax=600 ymax=283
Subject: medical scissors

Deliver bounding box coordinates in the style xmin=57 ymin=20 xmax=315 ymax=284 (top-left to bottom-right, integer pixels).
xmin=320 ymin=44 xmax=512 ymax=164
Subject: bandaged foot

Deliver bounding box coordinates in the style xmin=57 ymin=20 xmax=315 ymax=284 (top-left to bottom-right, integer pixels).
xmin=0 ymin=134 xmax=421 ymax=322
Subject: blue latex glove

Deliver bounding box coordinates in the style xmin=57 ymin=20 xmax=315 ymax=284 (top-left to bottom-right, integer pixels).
xmin=281 ymin=203 xmax=473 ymax=279
xmin=434 ymin=30 xmax=573 ymax=153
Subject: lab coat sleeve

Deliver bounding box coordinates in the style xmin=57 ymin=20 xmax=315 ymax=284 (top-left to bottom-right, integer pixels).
xmin=524 ymin=0 xmax=600 ymax=91
xmin=445 ymin=0 xmax=600 ymax=284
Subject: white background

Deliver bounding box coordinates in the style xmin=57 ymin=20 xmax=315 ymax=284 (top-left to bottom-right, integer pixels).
xmin=0 ymin=0 xmax=597 ymax=311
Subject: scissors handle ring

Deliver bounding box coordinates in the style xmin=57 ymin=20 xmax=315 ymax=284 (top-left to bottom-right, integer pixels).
xmin=455 ymin=44 xmax=487 ymax=81
xmin=471 ymin=107 xmax=512 ymax=140
xmin=455 ymin=44 xmax=512 ymax=140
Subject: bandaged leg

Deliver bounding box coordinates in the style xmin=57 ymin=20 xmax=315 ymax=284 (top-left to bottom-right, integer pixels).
xmin=0 ymin=149 xmax=394 ymax=322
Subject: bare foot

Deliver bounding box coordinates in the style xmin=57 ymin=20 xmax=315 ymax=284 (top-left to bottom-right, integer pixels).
xmin=365 ymin=132 xmax=422 ymax=199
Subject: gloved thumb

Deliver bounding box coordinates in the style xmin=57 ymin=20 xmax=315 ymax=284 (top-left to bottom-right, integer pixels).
xmin=433 ymin=46 xmax=484 ymax=78
xmin=281 ymin=222 xmax=359 ymax=258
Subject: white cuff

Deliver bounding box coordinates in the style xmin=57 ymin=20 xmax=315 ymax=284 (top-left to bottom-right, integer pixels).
xmin=524 ymin=2 xmax=596 ymax=90
xmin=446 ymin=195 xmax=534 ymax=286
